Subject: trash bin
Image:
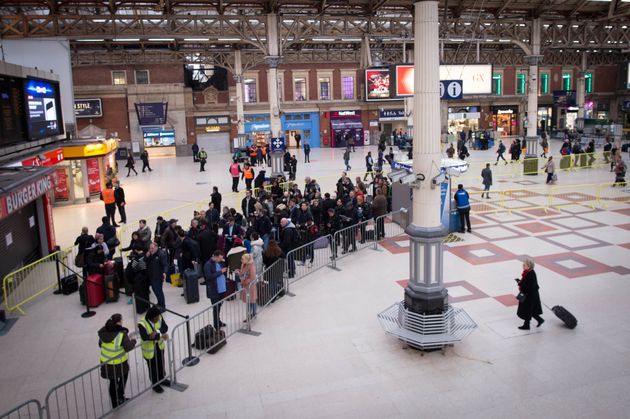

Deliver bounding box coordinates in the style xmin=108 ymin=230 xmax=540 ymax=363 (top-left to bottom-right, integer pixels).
xmin=523 ymin=157 xmax=539 ymax=176
xmin=449 ymin=208 xmax=461 ymax=233
xmin=560 ymin=155 xmax=571 ymax=170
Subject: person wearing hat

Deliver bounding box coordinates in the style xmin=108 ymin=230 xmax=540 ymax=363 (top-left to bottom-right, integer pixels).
xmin=138 ymin=306 xmax=170 ymax=394
xmin=160 ymin=219 xmax=179 ymax=265
xmin=98 ymin=313 xmax=136 ymax=408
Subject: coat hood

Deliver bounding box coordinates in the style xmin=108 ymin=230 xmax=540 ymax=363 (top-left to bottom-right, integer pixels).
xmin=251 ymin=238 xmax=264 ymax=248
xmin=98 ymin=325 xmax=128 ymax=343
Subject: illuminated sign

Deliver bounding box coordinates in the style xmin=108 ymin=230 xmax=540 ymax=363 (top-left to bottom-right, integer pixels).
xmin=395 ymin=64 xmax=493 ymax=96
xmin=23 ymin=78 xmax=63 ymax=140
xmin=365 ymin=69 xmax=393 ymax=101
xmin=74 ymin=99 xmax=103 ymax=118
xmin=0 ymin=174 xmax=54 ymax=220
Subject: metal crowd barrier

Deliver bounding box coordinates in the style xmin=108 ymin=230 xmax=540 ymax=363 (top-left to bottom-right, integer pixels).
xmin=0 ymin=400 xmax=42 ymax=419
xmin=44 ymin=341 xmax=169 ymax=419
xmin=285 ymin=234 xmax=334 ymax=287
xmin=254 ymin=258 xmax=288 ymax=308
xmin=2 ymin=251 xmax=62 ymax=315
xmin=331 ymin=220 xmax=376 ymax=267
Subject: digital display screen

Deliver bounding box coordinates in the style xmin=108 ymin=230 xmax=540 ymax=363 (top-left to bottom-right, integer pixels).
xmin=395 ymin=64 xmax=493 ymax=96
xmin=0 ymin=75 xmax=26 ymax=145
xmin=627 ymin=62 xmax=630 ymax=89
xmin=143 ymin=129 xmax=175 ymax=147
xmin=135 ymin=102 xmax=168 ymax=126
xmin=365 ymin=69 xmax=393 ymax=101
xmin=23 ymin=78 xmax=63 ymax=140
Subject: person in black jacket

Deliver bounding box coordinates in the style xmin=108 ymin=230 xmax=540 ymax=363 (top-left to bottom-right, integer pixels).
xmin=96 ymin=216 xmax=117 ymax=259
xmin=125 ymin=245 xmax=150 ymax=314
xmin=280 ymin=218 xmax=299 ymax=278
xmin=254 ymin=209 xmax=272 ymax=249
xmin=253 ymin=170 xmax=266 ymax=197
xmin=86 ymin=242 xmax=107 ymax=275
xmin=114 ymin=183 xmax=127 ymax=224
xmin=241 ymin=190 xmax=257 ymax=224
xmin=74 ymin=227 xmax=95 ymax=272
xmin=177 ymin=229 xmax=199 ymax=273
xmin=146 ymin=242 xmax=168 ymax=312
xmin=197 ymin=220 xmax=218 ymax=267
xmin=98 ymin=313 xmax=136 ymax=409
xmin=516 ymin=258 xmax=544 ymax=330
xmin=204 ymin=250 xmax=229 ymax=330
xmin=154 ymin=216 xmax=168 ymax=245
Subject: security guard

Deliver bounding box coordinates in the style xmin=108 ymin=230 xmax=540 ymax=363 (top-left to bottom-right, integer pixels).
xmin=454 ymin=184 xmax=472 ymax=234
xmin=138 ymin=306 xmax=170 ymax=393
xmin=198 ymin=147 xmax=208 ymax=172
xmin=98 ymin=313 xmax=136 ymax=408
xmin=242 ymin=163 xmax=255 ymax=191
xmin=100 ymin=182 xmax=118 ymax=227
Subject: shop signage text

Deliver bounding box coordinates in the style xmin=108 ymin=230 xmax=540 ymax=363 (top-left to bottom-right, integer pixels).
xmin=332 ymin=110 xmax=360 ymax=118
xmin=74 ymin=99 xmax=103 ymax=118
xmin=497 ymin=109 xmax=514 ymax=115
xmin=0 ymin=174 xmax=54 ymax=219
xmin=21 ymin=148 xmax=64 ymax=167
xmin=379 ymin=109 xmax=406 ymax=121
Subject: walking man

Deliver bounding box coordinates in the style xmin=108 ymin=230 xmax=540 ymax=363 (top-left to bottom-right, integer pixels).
xmin=114 ymin=182 xmax=127 ymax=224
xmin=198 ymin=148 xmax=208 ymax=172
xmin=204 ymin=250 xmax=228 ymax=330
xmin=364 ymin=151 xmax=374 ymax=181
xmin=454 ymin=184 xmax=472 ymax=233
xmin=481 ymin=163 xmax=493 ymax=199
xmin=140 ymin=149 xmax=152 ymax=172
xmin=343 ymin=147 xmax=351 ymax=171
xmin=295 ymin=132 xmax=301 ymax=150
xmin=192 ymin=142 xmax=199 ymax=162
xmin=100 ymin=182 xmax=118 ymax=227
xmin=304 ymin=142 xmax=311 ymax=163
xmin=495 ymin=140 xmax=507 ymax=165
xmin=138 ymin=306 xmax=170 ymax=394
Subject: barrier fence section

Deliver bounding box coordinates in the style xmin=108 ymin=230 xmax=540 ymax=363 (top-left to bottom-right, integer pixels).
xmin=2 ymin=251 xmax=62 ymax=315
xmin=44 ymin=342 xmax=169 ymax=419
xmin=0 ymin=400 xmax=42 ymax=419
xmin=332 ymin=220 xmax=376 ymax=267
xmin=285 ymin=234 xmax=334 ymax=288
xmin=255 ymin=258 xmax=288 ymax=309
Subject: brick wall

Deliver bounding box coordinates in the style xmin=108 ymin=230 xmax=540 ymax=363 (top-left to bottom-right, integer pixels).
xmin=73 ymin=64 xmax=184 ymax=86
xmin=594 ymin=65 xmax=617 ymax=93
xmin=75 ymin=96 xmax=130 ymax=140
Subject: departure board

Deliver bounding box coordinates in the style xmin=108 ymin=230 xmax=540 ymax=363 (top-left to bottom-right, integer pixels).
xmin=0 ymin=75 xmax=26 ymax=145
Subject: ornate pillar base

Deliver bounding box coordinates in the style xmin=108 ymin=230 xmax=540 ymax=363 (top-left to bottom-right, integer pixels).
xmin=270 ymin=152 xmax=284 ymax=177
xmin=403 ymin=224 xmax=449 ymax=315
xmin=524 ymin=136 xmax=540 ymax=175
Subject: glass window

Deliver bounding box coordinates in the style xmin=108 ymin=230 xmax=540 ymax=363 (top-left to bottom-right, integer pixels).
xmin=244 ymin=78 xmax=257 ymax=103
xmin=540 ymin=73 xmax=549 ymax=95
xmin=112 ymin=71 xmax=127 ymax=85
xmin=516 ymin=73 xmax=526 ymax=95
xmin=294 ymin=77 xmax=307 ymax=101
xmin=492 ymin=74 xmax=502 ymax=95
xmin=135 ymin=70 xmax=149 ymax=85
xmin=319 ymin=77 xmax=331 ymax=100
xmin=563 ymin=73 xmax=571 ymax=91
xmin=342 ymin=75 xmax=354 ymax=100
xmin=585 ymin=73 xmax=593 ymax=93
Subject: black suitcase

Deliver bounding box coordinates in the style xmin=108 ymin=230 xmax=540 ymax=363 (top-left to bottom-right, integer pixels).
xmin=551 ymin=305 xmax=578 ymax=329
xmin=60 ymin=274 xmax=78 ymax=295
xmin=104 ymin=274 xmax=119 ymax=303
xmin=208 ymin=329 xmax=227 ymax=354
xmin=113 ymin=257 xmax=124 ymax=286
xmin=183 ymin=268 xmax=200 ymax=304
xmin=193 ymin=325 xmax=214 ymax=350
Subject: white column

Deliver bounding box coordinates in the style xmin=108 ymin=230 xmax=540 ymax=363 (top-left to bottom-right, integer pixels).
xmin=234 ymin=49 xmax=245 ymax=135
xmin=577 ymin=53 xmax=587 ymax=120
xmin=525 ymin=19 xmax=542 ymax=157
xmin=412 ymin=0 xmax=442 ymax=229
xmin=266 ymin=14 xmax=282 ymax=137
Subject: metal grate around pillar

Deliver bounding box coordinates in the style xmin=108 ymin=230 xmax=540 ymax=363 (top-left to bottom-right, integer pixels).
xmin=378 ymin=302 xmax=477 ymax=350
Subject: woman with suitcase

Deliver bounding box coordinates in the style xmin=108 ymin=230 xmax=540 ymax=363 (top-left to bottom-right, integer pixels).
xmin=515 ymin=258 xmax=544 ymax=330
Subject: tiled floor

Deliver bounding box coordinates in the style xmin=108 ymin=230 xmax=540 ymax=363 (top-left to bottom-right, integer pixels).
xmin=1 ymin=142 xmax=629 ymax=418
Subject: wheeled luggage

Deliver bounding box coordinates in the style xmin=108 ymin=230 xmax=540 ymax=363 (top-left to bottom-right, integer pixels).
xmin=113 ymin=257 xmax=125 ymax=289
xmin=193 ymin=325 xmax=226 ymax=352
xmin=551 ymin=305 xmax=578 ymax=329
xmin=60 ymin=274 xmax=78 ymax=295
xmin=104 ymin=274 xmax=119 ymax=303
xmin=183 ymin=268 xmax=200 ymax=304
xmin=225 ymin=278 xmax=237 ymax=301
xmin=83 ymin=274 xmax=105 ymax=307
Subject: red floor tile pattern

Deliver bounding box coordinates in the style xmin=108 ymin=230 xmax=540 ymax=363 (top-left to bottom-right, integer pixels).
xmin=615 ymin=223 xmax=630 ymax=231
xmin=494 ymin=294 xmax=519 ymax=307
xmin=447 ymin=243 xmax=517 ymax=265
xmin=534 ymin=252 xmax=630 ymax=279
xmin=612 ymin=208 xmax=630 ymax=217
xmin=514 ymin=222 xmax=558 ymax=234
xmin=619 ymin=243 xmax=630 ymax=250
xmin=394 ymin=279 xmax=489 ymax=304
xmin=554 ymin=192 xmax=598 ymax=202
xmin=503 ymin=189 xmax=543 ymax=199
xmin=522 ymin=208 xmax=561 ymax=217
xmin=379 ymin=236 xmax=411 ymax=255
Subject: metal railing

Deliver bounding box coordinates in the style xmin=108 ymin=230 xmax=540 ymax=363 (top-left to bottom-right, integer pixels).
xmin=331 ymin=220 xmax=376 ymax=267
xmin=2 ymin=251 xmax=62 ymax=315
xmin=285 ymin=234 xmax=334 ymax=287
xmin=0 ymin=400 xmax=42 ymax=419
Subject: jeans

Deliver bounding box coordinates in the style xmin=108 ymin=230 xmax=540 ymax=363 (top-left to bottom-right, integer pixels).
xmin=146 ymin=347 xmax=165 ymax=386
xmin=546 ymin=172 xmax=554 ymax=184
xmin=151 ymin=279 xmax=166 ymax=311
xmin=458 ymin=207 xmax=471 ymax=232
xmin=262 ymin=234 xmax=269 ymax=250
xmin=248 ymin=302 xmax=257 ymax=317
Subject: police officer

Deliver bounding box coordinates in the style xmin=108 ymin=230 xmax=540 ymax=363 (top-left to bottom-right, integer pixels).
xmin=100 ymin=182 xmax=118 ymax=227
xmin=454 ymin=184 xmax=472 ymax=233
xmin=98 ymin=314 xmax=136 ymax=408
xmin=138 ymin=306 xmax=170 ymax=393
xmin=198 ymin=147 xmax=208 ymax=172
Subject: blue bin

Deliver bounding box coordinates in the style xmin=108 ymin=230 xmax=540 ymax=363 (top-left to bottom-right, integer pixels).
xmin=449 ymin=209 xmax=461 ymax=233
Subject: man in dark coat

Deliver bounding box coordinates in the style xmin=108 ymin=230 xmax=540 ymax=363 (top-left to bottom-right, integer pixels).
xmin=211 ymin=187 xmax=222 ymax=211
xmin=154 ymin=216 xmax=169 ymax=245
xmin=145 ymin=242 xmax=168 ymax=312
xmin=241 ymin=190 xmax=258 ymax=224
xmin=140 ymin=149 xmax=152 ymax=172
xmin=114 ymin=182 xmax=127 ymax=224
xmin=204 ymin=250 xmax=228 ymax=330
xmin=516 ymin=259 xmax=544 ymax=330
xmin=197 ymin=220 xmax=218 ymax=267
xmin=125 ymin=245 xmax=150 ymax=314
xmin=481 ymin=163 xmax=493 ymax=199
xmin=96 ymin=216 xmax=118 ymax=259
xmin=280 ymin=218 xmax=299 ymax=278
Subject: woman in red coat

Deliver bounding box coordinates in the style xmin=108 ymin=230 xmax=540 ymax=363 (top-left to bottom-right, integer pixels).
xmin=516 ymin=258 xmax=544 ymax=330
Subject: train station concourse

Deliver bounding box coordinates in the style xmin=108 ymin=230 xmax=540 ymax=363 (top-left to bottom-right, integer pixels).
xmin=0 ymin=0 xmax=629 ymax=418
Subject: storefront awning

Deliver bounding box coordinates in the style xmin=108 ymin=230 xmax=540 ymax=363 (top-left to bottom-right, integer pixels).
xmin=331 ymin=120 xmax=363 ymax=129
xmin=0 ymin=166 xmax=54 ymax=221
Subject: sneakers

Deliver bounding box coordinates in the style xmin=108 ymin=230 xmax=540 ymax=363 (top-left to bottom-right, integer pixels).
xmin=127 ymin=297 xmax=133 ymax=305
xmin=307 ymin=262 xmax=312 ymax=268
xmin=162 ymin=379 xmax=171 ymax=387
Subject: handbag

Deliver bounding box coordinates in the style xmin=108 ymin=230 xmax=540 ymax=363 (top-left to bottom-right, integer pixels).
xmin=516 ymin=292 xmax=527 ymax=303
xmin=74 ymin=252 xmax=85 ymax=268
xmin=106 ymin=237 xmax=120 ymax=248
xmin=552 ymin=174 xmax=558 ymax=182
xmin=313 ymin=236 xmax=329 ymax=250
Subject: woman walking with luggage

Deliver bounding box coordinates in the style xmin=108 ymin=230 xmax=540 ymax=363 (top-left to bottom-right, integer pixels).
xmin=98 ymin=313 xmax=137 ymax=409
xmin=236 ymin=253 xmax=257 ymax=321
xmin=542 ymin=156 xmax=556 ymax=184
xmin=515 ymin=258 xmax=544 ymax=330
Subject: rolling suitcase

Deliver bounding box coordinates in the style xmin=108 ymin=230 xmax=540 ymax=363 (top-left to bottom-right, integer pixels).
xmin=84 ymin=274 xmax=105 ymax=307
xmin=104 ymin=274 xmax=119 ymax=303
xmin=551 ymin=305 xmax=578 ymax=329
xmin=183 ymin=268 xmax=200 ymax=304
xmin=60 ymin=274 xmax=78 ymax=295
xmin=207 ymin=329 xmax=227 ymax=354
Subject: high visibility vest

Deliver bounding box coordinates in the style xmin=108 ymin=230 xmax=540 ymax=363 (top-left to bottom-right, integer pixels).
xmin=102 ymin=188 xmax=115 ymax=204
xmin=100 ymin=332 xmax=128 ymax=365
xmin=244 ymin=168 xmax=254 ymax=179
xmin=230 ymin=164 xmax=240 ymax=176
xmin=139 ymin=317 xmax=165 ymax=360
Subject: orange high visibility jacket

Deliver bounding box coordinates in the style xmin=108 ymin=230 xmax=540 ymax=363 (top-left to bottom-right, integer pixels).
xmin=243 ymin=167 xmax=254 ymax=179
xmin=101 ymin=188 xmax=115 ymax=204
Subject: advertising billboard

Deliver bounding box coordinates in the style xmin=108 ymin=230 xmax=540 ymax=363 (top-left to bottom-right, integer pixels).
xmin=74 ymin=98 xmax=103 ymax=118
xmin=0 ymin=75 xmax=26 ymax=145
xmin=135 ymin=102 xmax=168 ymax=126
xmin=23 ymin=78 xmax=63 ymax=140
xmin=395 ymin=64 xmax=493 ymax=96
xmin=365 ymin=69 xmax=393 ymax=101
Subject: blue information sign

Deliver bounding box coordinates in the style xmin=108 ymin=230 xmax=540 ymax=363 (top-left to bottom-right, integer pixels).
xmin=270 ymin=137 xmax=286 ymax=153
xmin=440 ymin=80 xmax=463 ymax=100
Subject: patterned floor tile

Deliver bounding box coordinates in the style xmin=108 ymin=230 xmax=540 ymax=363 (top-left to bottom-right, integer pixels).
xmin=494 ymin=294 xmax=519 ymax=307
xmin=538 ymin=232 xmax=610 ymax=251
xmin=534 ymin=252 xmax=630 ymax=278
xmin=471 ymin=225 xmax=524 ymax=241
xmin=615 ymin=223 xmax=630 ymax=231
xmin=447 ymin=243 xmax=517 ymax=265
xmin=379 ymin=236 xmax=410 ymax=255
xmin=612 ymin=208 xmax=630 ymax=217
xmin=522 ymin=208 xmax=562 ymax=217
xmin=394 ymin=279 xmax=489 ymax=304
xmin=546 ymin=216 xmax=606 ymax=230
xmin=514 ymin=221 xmax=558 ymax=234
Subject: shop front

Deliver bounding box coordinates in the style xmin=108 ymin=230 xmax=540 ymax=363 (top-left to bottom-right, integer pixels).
xmin=330 ymin=110 xmax=364 ymax=148
xmin=244 ymin=114 xmax=272 ymax=147
xmin=491 ymin=106 xmax=519 ymax=137
xmin=195 ymin=115 xmax=231 ymax=153
xmin=0 ymin=166 xmax=57 ymax=281
xmin=537 ymin=106 xmax=553 ymax=134
xmin=379 ymin=109 xmax=408 ymax=136
xmin=58 ymin=139 xmax=118 ymax=204
xmin=283 ymin=112 xmax=320 ymax=148
xmin=448 ymin=106 xmax=481 ymax=136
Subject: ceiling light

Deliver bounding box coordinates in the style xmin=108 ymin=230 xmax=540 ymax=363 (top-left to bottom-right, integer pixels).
xmin=148 ymin=38 xmax=175 ymax=41
xmin=341 ymin=38 xmax=361 ymax=42
xmin=184 ymin=38 xmax=210 ymax=41
xmin=312 ymin=37 xmax=335 ymax=42
xmin=218 ymin=38 xmax=241 ymax=42
xmin=499 ymin=39 xmax=511 ymax=42
xmin=93 ymin=19 xmax=107 ymax=23
xmin=76 ymin=39 xmax=104 ymax=42
xmin=113 ymin=38 xmax=140 ymax=42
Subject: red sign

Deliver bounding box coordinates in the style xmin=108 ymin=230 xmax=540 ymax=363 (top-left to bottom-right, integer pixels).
xmin=42 ymin=191 xmax=57 ymax=251
xmin=365 ymin=69 xmax=391 ymax=101
xmin=396 ymin=65 xmax=414 ymax=96
xmin=0 ymin=174 xmax=54 ymax=221
xmin=21 ymin=148 xmax=64 ymax=167
xmin=86 ymin=158 xmax=101 ymax=195
xmin=53 ymin=168 xmax=69 ymax=201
